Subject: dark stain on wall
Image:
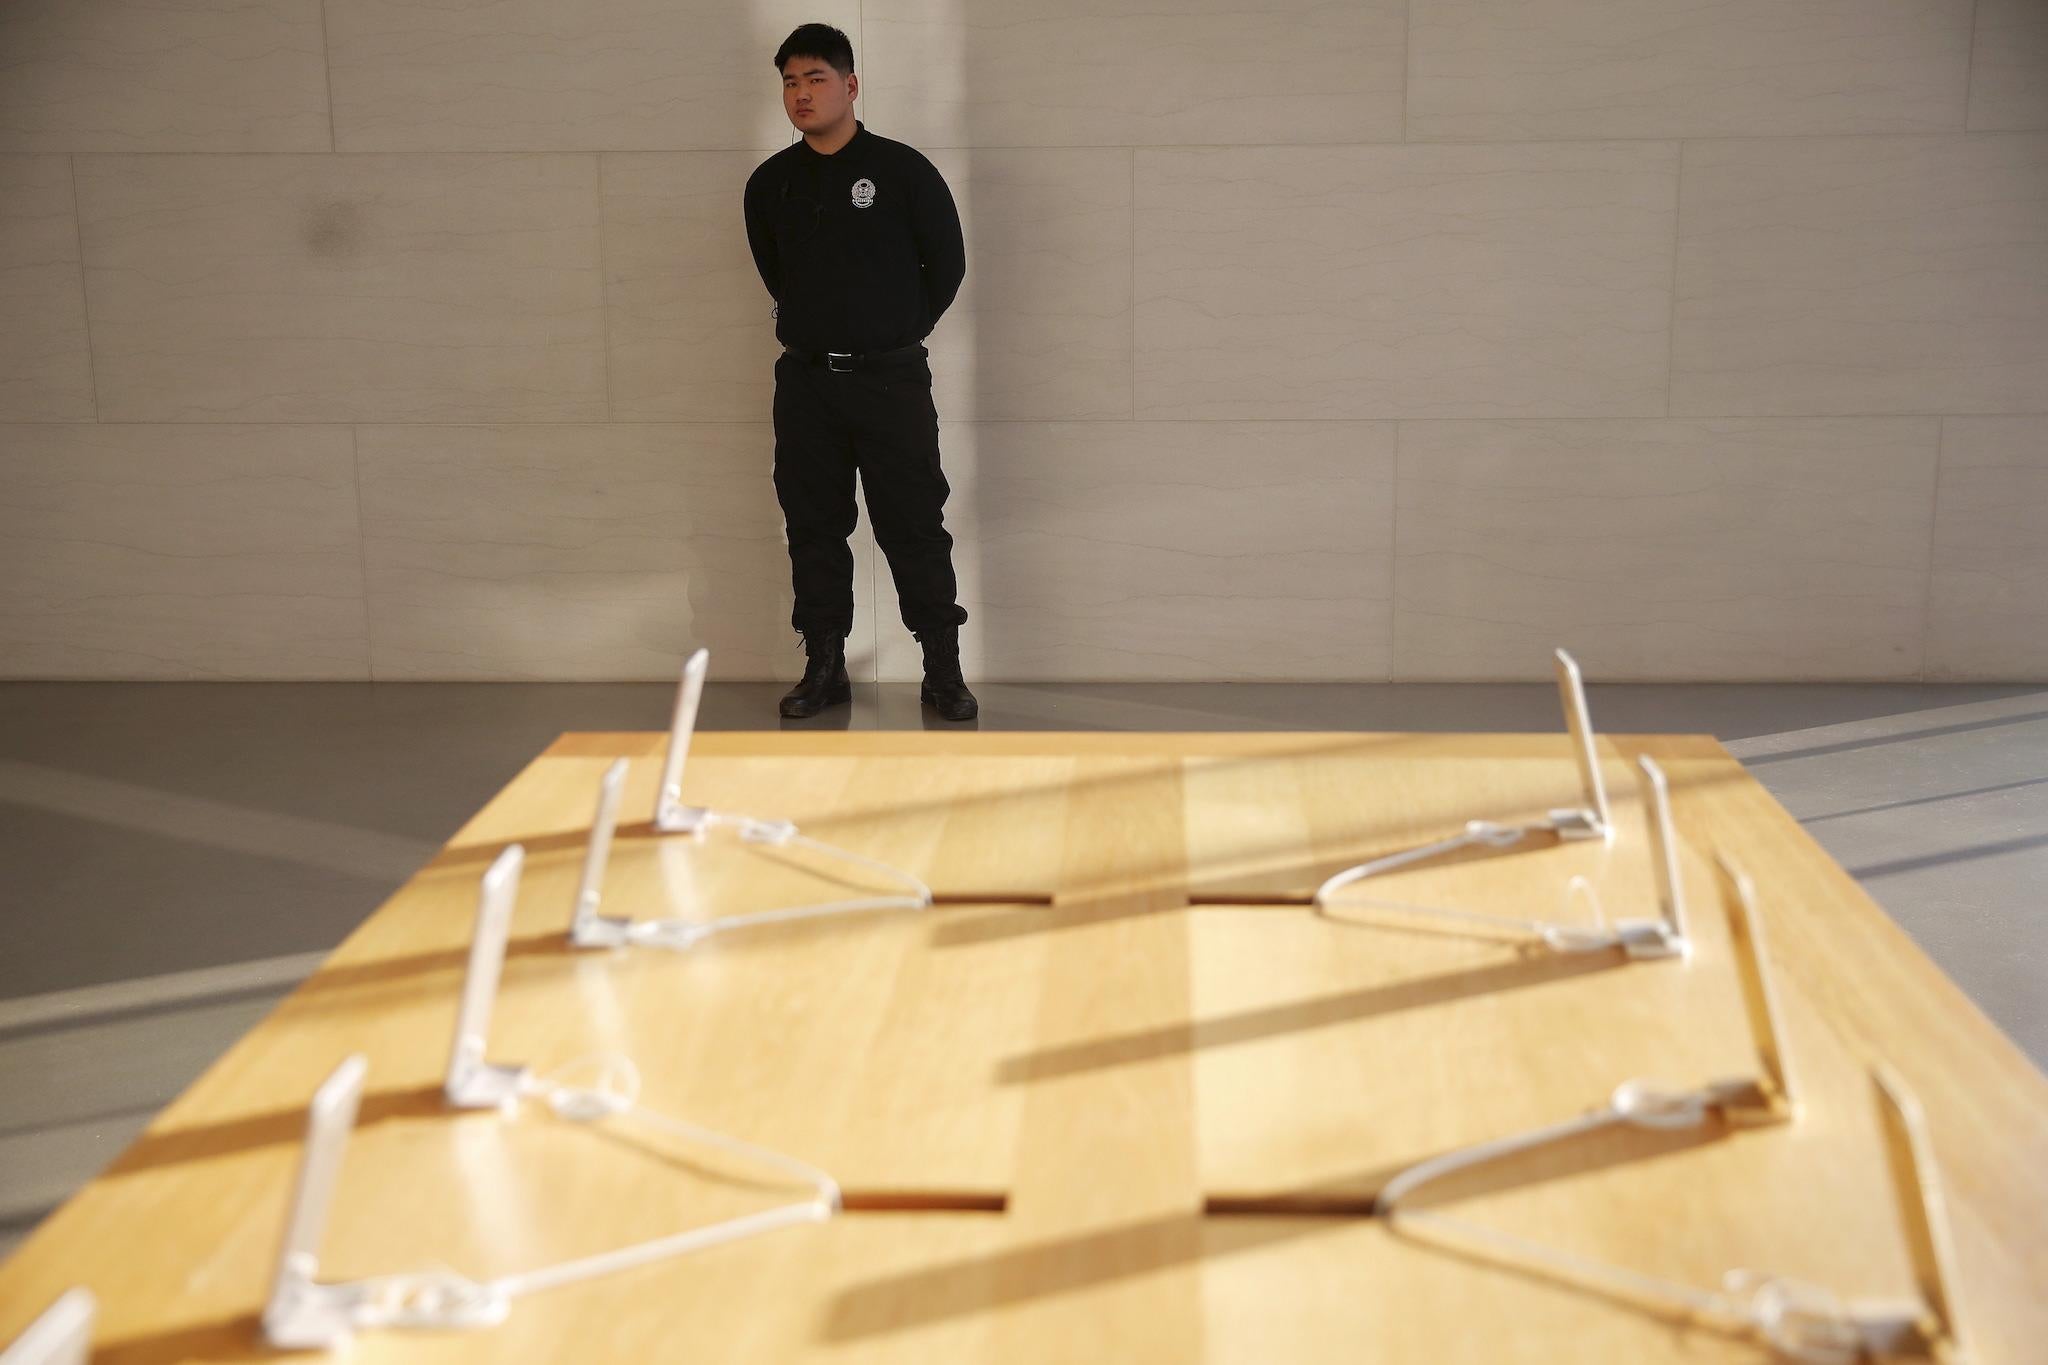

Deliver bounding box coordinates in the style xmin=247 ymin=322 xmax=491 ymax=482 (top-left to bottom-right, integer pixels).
xmin=302 ymin=199 xmax=366 ymax=259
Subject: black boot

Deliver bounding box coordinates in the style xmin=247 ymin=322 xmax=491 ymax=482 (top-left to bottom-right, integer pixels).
xmin=779 ymin=632 xmax=851 ymax=718
xmin=916 ymin=625 xmax=978 ymax=721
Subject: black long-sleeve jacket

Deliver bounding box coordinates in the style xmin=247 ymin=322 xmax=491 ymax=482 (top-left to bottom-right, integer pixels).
xmin=742 ymin=121 xmax=965 ymax=355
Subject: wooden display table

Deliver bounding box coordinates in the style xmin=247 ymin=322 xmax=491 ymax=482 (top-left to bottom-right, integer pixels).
xmin=1 ymin=732 xmax=2042 ymax=1363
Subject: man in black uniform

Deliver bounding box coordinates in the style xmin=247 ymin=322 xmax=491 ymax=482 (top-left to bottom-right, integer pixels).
xmin=743 ymin=24 xmax=977 ymax=722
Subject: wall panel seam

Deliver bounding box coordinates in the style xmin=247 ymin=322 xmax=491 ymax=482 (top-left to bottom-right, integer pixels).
xmin=66 ymin=155 xmax=101 ymax=421
xmin=318 ymin=0 xmax=339 ymax=153
xmin=1920 ymin=418 xmax=1947 ymax=682
xmin=1386 ymin=420 xmax=1403 ymax=684
xmin=348 ymin=424 xmax=378 ymax=682
xmin=1667 ymin=140 xmax=1684 ymax=418
xmin=1962 ymin=0 xmax=1982 ymax=132
xmin=596 ymin=154 xmax=614 ymax=423
xmin=56 ymin=412 xmax=2048 ymax=427
xmin=62 ymin=128 xmax=2048 ymax=160
xmin=1401 ymin=0 xmax=1413 ymax=143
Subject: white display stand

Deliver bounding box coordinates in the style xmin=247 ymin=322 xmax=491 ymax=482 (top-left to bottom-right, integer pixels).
xmin=1316 ymin=649 xmax=1687 ymax=960
xmin=0 ymin=1289 xmax=93 ymax=1365
xmin=571 ymin=649 xmax=931 ymax=952
xmin=1374 ymin=859 xmax=1967 ymax=1364
xmin=262 ymin=846 xmax=842 ymax=1351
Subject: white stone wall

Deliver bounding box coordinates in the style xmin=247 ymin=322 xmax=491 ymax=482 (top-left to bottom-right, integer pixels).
xmin=2 ymin=0 xmax=2043 ymax=681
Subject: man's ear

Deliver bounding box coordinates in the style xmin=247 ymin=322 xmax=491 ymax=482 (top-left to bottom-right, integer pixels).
xmin=847 ymin=72 xmax=859 ymax=101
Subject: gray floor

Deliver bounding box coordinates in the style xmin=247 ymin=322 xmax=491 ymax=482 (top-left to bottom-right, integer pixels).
xmin=2 ymin=679 xmax=2044 ymax=1260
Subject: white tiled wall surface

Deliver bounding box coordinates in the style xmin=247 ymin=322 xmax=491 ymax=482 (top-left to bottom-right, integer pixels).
xmin=1392 ymin=418 xmax=1940 ymax=680
xmin=72 ymin=153 xmax=611 ymax=424
xmin=1 ymin=0 xmax=2043 ymax=680
xmin=601 ymin=150 xmax=783 ymax=424
xmin=0 ymin=157 xmax=94 ymax=422
xmin=1133 ymin=142 xmax=1678 ymax=421
xmin=0 ymin=1 xmax=333 ymax=155
xmin=924 ymin=149 xmax=1135 ymax=423
xmin=323 ymin=0 xmax=859 ymax=154
xmin=0 ymin=425 xmax=369 ymax=679
xmin=860 ymin=0 xmax=1408 ymax=148
xmin=354 ymin=424 xmax=880 ymax=681
xmin=1927 ymin=416 xmax=2048 ymax=680
xmin=1406 ymin=0 xmax=1975 ymax=141
xmin=1969 ymin=0 xmax=2048 ymax=133
xmin=875 ymin=421 xmax=1396 ymax=681
xmin=1671 ymin=133 xmax=2048 ymax=419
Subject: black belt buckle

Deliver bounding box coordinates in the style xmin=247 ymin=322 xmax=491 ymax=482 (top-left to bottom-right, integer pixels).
xmin=825 ymin=351 xmax=855 ymax=373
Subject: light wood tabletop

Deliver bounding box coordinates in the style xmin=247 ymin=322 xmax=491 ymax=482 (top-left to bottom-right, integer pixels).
xmin=1 ymin=731 xmax=2042 ymax=1362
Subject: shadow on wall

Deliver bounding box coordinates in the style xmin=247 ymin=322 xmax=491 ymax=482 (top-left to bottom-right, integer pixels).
xmin=951 ymin=12 xmax=988 ymax=690
xmin=885 ymin=6 xmax=980 ymax=686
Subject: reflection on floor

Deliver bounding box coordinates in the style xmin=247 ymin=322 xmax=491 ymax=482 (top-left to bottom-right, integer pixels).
xmin=1 ymin=679 xmax=2042 ymax=1258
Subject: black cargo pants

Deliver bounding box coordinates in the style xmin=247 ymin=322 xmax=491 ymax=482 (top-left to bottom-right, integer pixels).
xmin=771 ymin=348 xmax=969 ymax=640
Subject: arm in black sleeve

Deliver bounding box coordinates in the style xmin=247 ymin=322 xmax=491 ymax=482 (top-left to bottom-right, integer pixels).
xmin=742 ymin=168 xmax=781 ymax=304
xmin=912 ymin=158 xmax=965 ymax=330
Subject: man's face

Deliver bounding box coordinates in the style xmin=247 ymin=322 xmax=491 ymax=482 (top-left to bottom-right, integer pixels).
xmin=782 ymin=57 xmax=856 ymax=134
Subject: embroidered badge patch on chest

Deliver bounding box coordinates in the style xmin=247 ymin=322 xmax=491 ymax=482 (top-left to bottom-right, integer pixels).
xmin=851 ymin=178 xmax=876 ymax=209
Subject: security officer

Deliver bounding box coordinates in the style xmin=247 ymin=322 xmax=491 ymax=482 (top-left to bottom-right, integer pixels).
xmin=743 ymin=23 xmax=977 ymax=721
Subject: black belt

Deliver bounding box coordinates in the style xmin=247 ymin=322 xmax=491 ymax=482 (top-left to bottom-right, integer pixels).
xmin=782 ymin=343 xmax=927 ymax=373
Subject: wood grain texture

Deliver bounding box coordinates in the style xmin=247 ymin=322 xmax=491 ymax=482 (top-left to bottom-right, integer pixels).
xmin=0 ymin=730 xmax=2039 ymax=1362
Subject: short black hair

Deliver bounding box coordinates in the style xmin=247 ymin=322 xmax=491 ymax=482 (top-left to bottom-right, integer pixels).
xmin=774 ymin=24 xmax=855 ymax=77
